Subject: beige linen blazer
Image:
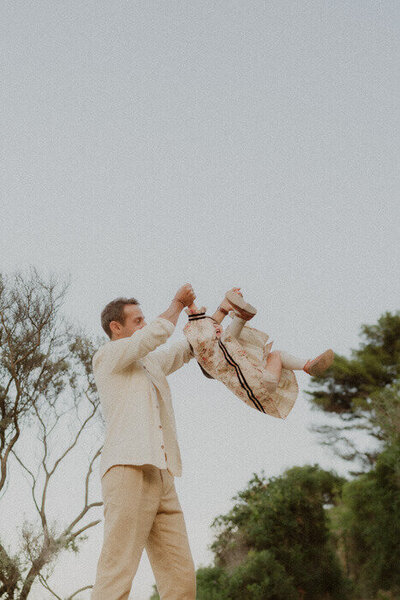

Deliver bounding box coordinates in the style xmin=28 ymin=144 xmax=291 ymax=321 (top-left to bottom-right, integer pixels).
xmin=92 ymin=317 xmax=193 ymax=478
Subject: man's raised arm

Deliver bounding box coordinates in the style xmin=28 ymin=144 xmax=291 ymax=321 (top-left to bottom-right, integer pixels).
xmin=158 ymin=284 xmax=196 ymax=326
xmin=94 ymin=284 xmax=196 ymax=373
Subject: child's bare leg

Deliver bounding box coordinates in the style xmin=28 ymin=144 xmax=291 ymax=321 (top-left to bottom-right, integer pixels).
xmin=278 ymin=351 xmax=307 ymax=370
xmin=224 ymin=315 xmax=246 ymax=339
xmin=261 ymin=350 xmax=282 ymax=393
xmin=273 ymin=349 xmax=334 ymax=376
xmin=221 ymin=288 xmax=256 ymax=339
xmin=211 ymin=307 xmax=228 ymax=325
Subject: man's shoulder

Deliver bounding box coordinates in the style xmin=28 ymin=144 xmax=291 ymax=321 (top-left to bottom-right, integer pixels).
xmin=92 ymin=340 xmax=113 ymax=369
xmin=93 ymin=335 xmax=133 ymax=359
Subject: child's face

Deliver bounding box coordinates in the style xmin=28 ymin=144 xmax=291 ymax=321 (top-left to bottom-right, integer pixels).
xmin=212 ymin=321 xmax=223 ymax=338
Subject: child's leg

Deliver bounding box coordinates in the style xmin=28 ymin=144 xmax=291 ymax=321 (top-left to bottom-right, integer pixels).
xmin=225 ymin=290 xmax=257 ymax=320
xmin=261 ymin=351 xmax=282 ymax=393
xmin=274 ymin=349 xmax=334 ymax=376
xmin=224 ymin=315 xmax=246 ymax=339
xmin=278 ymin=351 xmax=307 ymax=370
xmin=262 ymin=343 xmax=307 ymax=371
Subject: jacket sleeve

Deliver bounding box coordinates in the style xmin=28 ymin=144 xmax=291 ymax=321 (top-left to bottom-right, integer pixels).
xmin=94 ymin=318 xmax=175 ymax=374
xmin=153 ymin=338 xmax=193 ymax=376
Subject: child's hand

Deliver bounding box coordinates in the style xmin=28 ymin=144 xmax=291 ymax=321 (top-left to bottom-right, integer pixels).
xmin=185 ymin=303 xmax=207 ymax=315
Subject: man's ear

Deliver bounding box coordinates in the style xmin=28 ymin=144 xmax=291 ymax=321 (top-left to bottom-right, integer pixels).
xmin=109 ymin=320 xmax=121 ymax=338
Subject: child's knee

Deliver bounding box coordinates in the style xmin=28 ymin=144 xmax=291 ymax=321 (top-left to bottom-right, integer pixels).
xmin=264 ymin=380 xmax=278 ymax=393
xmin=262 ymin=371 xmax=279 ymax=393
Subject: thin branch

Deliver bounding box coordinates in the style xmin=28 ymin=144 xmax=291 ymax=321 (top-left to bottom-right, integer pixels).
xmin=69 ymin=519 xmax=101 ymax=539
xmin=14 ymin=333 xmax=43 ymax=367
xmin=29 ymin=332 xmax=60 ymax=401
xmin=0 ymin=426 xmax=20 ymax=492
xmin=38 ymin=573 xmax=63 ymax=600
xmin=67 ymin=585 xmax=94 ymax=600
xmin=48 ymin=404 xmax=99 ymax=479
xmin=62 ymin=449 xmax=103 ymax=538
xmin=38 ymin=403 xmax=99 ymax=523
xmin=84 ymin=447 xmax=102 ymax=507
xmin=11 ymin=450 xmax=41 ymax=515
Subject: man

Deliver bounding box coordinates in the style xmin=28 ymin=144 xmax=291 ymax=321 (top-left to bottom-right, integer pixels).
xmin=91 ymin=283 xmax=197 ymax=600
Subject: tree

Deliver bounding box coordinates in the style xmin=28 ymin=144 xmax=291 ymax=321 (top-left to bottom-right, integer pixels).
xmin=0 ymin=269 xmax=103 ymax=599
xmin=306 ymin=311 xmax=400 ymax=470
xmin=0 ymin=269 xmax=68 ymax=493
xmin=150 ymin=552 xmax=298 ymax=600
xmin=150 ymin=566 xmax=231 ymax=600
xmin=149 ymin=466 xmax=351 ymax=599
xmin=334 ymin=442 xmax=400 ymax=598
xmin=210 ymin=466 xmax=349 ymax=600
xmin=306 ymin=310 xmax=400 ymax=597
xmin=222 ymin=550 xmax=298 ymax=600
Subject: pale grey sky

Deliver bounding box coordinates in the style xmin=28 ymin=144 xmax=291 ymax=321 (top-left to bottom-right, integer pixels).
xmin=1 ymin=1 xmax=399 ymax=599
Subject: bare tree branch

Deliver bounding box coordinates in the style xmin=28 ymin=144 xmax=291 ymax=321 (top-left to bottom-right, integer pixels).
xmin=37 ymin=573 xmax=62 ymax=600
xmin=67 ymin=585 xmax=93 ymax=600
xmin=0 ymin=269 xmax=102 ymax=599
xmin=11 ymin=450 xmax=41 ymax=516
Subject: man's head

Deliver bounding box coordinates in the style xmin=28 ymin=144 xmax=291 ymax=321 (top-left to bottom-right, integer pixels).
xmin=101 ymin=297 xmax=146 ymax=340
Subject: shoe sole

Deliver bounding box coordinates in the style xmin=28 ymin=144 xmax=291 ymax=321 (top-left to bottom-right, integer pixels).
xmin=225 ymin=291 xmax=257 ymax=319
xmin=307 ymin=349 xmax=334 ymax=376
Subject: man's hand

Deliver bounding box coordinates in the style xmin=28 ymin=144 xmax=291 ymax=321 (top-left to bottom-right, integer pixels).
xmin=159 ymin=284 xmax=196 ymax=326
xmin=174 ymin=283 xmax=196 ymax=308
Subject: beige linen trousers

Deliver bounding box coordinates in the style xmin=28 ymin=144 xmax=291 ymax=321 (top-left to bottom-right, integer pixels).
xmin=91 ymin=464 xmax=195 ymax=600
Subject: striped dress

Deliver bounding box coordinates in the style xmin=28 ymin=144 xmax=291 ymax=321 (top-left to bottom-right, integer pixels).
xmin=183 ymin=312 xmax=298 ymax=419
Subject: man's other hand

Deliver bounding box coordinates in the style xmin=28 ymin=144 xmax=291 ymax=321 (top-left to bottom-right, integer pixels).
xmin=174 ymin=284 xmax=196 ymax=307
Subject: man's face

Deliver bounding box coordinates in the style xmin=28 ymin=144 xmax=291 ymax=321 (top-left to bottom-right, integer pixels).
xmin=112 ymin=304 xmax=146 ymax=340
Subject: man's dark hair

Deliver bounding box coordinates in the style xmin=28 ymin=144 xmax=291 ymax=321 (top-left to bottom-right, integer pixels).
xmin=101 ymin=297 xmax=140 ymax=339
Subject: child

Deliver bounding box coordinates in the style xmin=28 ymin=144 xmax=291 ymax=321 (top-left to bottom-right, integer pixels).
xmin=183 ymin=288 xmax=334 ymax=419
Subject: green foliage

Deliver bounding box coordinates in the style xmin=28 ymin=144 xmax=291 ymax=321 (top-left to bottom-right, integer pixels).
xmin=307 ymin=311 xmax=400 ymax=468
xmin=308 ymin=311 xmax=400 ymax=415
xmin=336 ymin=442 xmax=400 ymax=598
xmin=148 ymin=467 xmax=351 ymax=600
xmin=0 ymin=544 xmax=21 ymax=599
xmin=369 ymin=383 xmax=400 ymax=448
xmin=195 ymin=566 xmax=230 ymax=600
xmin=149 ymin=585 xmax=159 ymax=600
xmin=225 ymin=550 xmax=297 ymax=600
xmin=150 ymin=567 xmax=231 ymax=600
xmin=305 ymin=310 xmax=400 ymax=598
xmin=209 ymin=466 xmax=350 ymax=600
xmin=172 ymin=552 xmax=297 ymax=600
